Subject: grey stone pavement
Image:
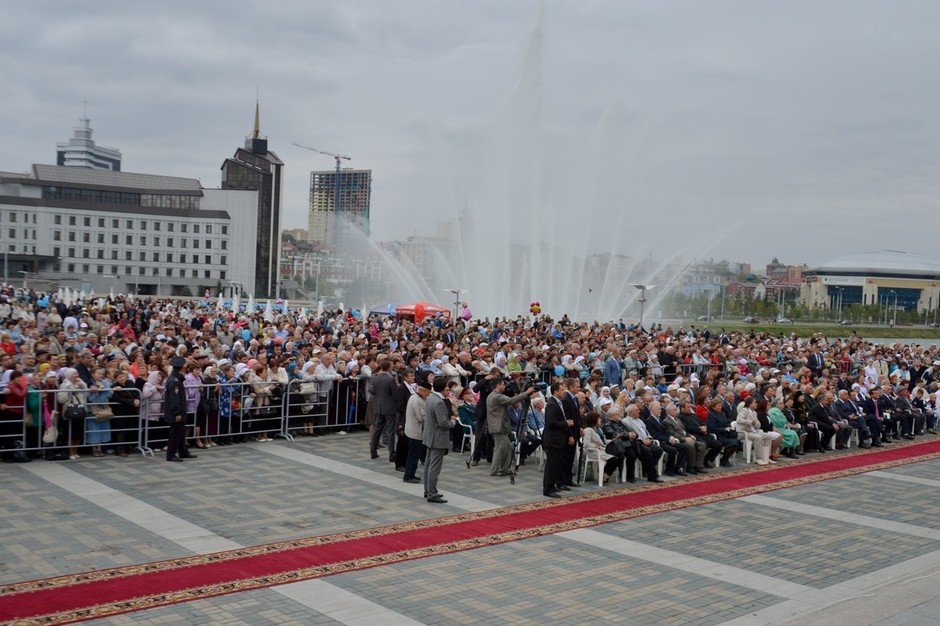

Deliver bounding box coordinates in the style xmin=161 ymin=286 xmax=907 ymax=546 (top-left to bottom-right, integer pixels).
xmin=1 ymin=430 xmax=938 ymax=625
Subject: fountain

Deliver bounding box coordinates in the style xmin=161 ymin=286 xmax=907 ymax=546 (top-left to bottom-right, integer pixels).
xmin=327 ymin=3 xmax=724 ymax=321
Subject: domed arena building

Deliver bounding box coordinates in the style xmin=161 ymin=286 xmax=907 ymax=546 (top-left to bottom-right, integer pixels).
xmin=801 ymin=250 xmax=940 ymax=312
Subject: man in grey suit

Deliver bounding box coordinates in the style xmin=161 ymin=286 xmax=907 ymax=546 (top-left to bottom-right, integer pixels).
xmin=423 ymin=377 xmax=457 ymax=503
xmin=370 ymin=360 xmax=397 ymax=460
xmin=486 ymin=378 xmax=537 ymax=476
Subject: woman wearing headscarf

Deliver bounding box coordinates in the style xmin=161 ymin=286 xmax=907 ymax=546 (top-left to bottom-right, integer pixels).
xmin=85 ymin=367 xmax=113 ymax=457
xmin=56 ymin=368 xmax=88 ymax=460
xmin=247 ymin=362 xmax=277 ymax=442
xmin=768 ymin=396 xmax=801 ymax=458
xmin=141 ymin=368 xmax=167 ymax=451
xmin=183 ymin=361 xmax=206 ymax=448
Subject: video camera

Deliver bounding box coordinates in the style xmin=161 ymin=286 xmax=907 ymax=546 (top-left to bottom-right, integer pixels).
xmin=504 ymin=373 xmax=547 ymax=396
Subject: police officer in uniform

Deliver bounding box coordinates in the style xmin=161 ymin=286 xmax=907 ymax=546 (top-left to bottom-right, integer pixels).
xmin=165 ymin=356 xmax=196 ymax=462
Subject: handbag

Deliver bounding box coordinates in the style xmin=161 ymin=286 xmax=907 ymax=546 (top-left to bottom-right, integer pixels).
xmin=63 ymin=404 xmax=86 ymax=421
xmin=42 ymin=412 xmax=59 ymax=444
xmin=92 ymin=406 xmax=114 ymax=422
xmin=605 ymin=438 xmax=626 ymax=457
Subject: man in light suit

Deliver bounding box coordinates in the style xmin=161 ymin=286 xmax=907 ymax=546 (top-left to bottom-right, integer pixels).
xmin=486 ymin=377 xmax=537 ymax=476
xmin=423 ymin=377 xmax=457 ymax=503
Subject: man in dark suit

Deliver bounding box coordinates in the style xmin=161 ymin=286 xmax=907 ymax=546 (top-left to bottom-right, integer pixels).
xmin=164 ymin=356 xmax=195 ymax=462
xmin=835 ymin=389 xmax=871 ymax=448
xmin=645 ymin=400 xmax=688 ymax=475
xmin=809 ymin=393 xmax=840 ymax=450
xmin=561 ymin=378 xmax=582 ymax=487
xmin=807 ymin=347 xmax=824 ymax=379
xmin=542 ymin=381 xmax=571 ymax=498
xmin=878 ymin=385 xmax=908 ymax=439
xmin=678 ymin=400 xmax=721 ymax=469
xmin=859 ymin=387 xmax=890 ymax=444
xmin=370 ymin=360 xmax=397 ymax=460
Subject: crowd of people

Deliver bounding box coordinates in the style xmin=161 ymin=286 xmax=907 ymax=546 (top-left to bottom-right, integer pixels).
xmin=2 ymin=286 xmax=939 ymax=502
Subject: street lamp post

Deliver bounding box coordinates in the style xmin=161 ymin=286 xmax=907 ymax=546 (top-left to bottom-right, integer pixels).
xmin=633 ymin=284 xmax=655 ymax=330
xmin=444 ymin=288 xmax=468 ymax=321
xmin=889 ymin=290 xmax=898 ymax=327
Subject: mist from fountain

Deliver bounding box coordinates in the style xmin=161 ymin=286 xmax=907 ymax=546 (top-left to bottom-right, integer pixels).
xmin=329 ymin=3 xmax=722 ymax=322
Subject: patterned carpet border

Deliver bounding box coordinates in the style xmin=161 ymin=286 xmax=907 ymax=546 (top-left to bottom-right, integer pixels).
xmin=3 ymin=437 xmax=940 ymax=626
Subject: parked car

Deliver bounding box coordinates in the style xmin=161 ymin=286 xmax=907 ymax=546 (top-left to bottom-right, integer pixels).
xmin=839 ymin=320 xmax=853 ymax=326
xmin=696 ymin=315 xmax=711 ymax=321
xmin=775 ymin=317 xmax=793 ymax=324
xmin=742 ymin=316 xmax=760 ymax=324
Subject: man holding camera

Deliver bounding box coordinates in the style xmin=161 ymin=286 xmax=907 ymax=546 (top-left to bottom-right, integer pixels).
xmin=486 ymin=377 xmax=538 ymax=476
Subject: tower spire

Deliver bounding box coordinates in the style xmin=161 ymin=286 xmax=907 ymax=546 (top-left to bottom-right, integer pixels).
xmin=252 ymin=87 xmax=260 ymax=139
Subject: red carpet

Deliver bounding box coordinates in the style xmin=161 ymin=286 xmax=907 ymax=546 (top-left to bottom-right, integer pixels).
xmin=3 ymin=438 xmax=940 ymax=625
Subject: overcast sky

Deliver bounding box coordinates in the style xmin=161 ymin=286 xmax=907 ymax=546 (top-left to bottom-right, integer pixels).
xmin=3 ymin=0 xmax=939 ymax=270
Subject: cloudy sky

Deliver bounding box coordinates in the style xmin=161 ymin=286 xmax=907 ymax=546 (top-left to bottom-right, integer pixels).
xmin=3 ymin=0 xmax=939 ymax=270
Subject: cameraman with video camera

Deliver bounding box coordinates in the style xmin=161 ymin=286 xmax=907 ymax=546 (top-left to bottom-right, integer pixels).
xmin=486 ymin=377 xmax=538 ymax=476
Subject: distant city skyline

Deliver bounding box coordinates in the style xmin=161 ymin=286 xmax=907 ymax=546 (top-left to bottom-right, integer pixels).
xmin=4 ymin=1 xmax=940 ymax=273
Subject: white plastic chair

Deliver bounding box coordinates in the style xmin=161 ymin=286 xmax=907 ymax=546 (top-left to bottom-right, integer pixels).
xmin=738 ymin=433 xmax=754 ymax=464
xmin=460 ymin=422 xmax=475 ymax=456
xmin=581 ymin=438 xmax=624 ymax=486
xmin=848 ymin=427 xmax=859 ymax=448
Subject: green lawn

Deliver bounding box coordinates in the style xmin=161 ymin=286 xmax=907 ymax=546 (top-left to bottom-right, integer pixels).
xmin=685 ymin=320 xmax=940 ymax=340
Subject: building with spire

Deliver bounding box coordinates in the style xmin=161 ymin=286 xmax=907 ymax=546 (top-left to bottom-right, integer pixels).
xmin=220 ymin=100 xmax=284 ymax=297
xmin=56 ymin=114 xmax=122 ymax=171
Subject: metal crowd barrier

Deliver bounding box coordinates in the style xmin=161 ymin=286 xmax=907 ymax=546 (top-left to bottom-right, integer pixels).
xmin=1 ymin=386 xmax=143 ymax=457
xmin=0 ymin=375 xmax=389 ymax=459
xmin=282 ymin=377 xmax=367 ymax=436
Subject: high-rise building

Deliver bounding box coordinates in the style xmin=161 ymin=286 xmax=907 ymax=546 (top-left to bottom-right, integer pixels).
xmin=220 ymin=102 xmax=283 ymax=297
xmin=56 ymin=116 xmax=122 ymax=171
xmin=307 ymin=168 xmax=372 ymax=248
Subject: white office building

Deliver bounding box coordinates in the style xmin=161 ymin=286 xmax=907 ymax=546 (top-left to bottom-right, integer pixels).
xmin=0 ymin=164 xmax=258 ymax=296
xmin=56 ymin=116 xmax=122 ymax=171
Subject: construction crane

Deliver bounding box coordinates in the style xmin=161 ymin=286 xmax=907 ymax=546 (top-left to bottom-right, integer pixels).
xmin=292 ymin=142 xmax=351 ymax=249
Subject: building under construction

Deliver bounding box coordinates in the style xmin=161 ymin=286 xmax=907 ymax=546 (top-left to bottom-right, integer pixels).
xmin=307 ymin=168 xmax=372 ymax=249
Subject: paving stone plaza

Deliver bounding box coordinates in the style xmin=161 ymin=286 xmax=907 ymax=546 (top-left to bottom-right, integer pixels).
xmin=2 ymin=432 xmax=939 ymax=626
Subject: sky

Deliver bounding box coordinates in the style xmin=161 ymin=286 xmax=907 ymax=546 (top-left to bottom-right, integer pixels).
xmin=2 ymin=0 xmax=939 ymax=271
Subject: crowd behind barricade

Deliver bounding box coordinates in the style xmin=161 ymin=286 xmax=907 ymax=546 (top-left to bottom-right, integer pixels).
xmin=1 ymin=286 xmax=939 ymax=502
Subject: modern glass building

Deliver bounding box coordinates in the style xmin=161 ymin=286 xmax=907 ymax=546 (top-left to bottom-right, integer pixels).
xmin=801 ymin=251 xmax=940 ymax=313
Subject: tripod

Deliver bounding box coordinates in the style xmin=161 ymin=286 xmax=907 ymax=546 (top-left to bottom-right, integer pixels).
xmin=509 ymin=393 xmax=534 ymax=485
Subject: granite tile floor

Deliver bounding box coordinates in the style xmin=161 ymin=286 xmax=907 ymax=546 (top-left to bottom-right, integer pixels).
xmin=2 ymin=430 xmax=939 ymax=625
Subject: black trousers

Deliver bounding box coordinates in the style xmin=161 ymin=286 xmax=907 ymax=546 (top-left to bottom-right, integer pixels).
xmin=543 ymin=446 xmax=564 ymax=493
xmin=166 ymin=420 xmax=187 ymax=460
xmin=561 ymin=442 xmax=577 ymax=485
xmin=403 ymin=436 xmax=424 ymax=480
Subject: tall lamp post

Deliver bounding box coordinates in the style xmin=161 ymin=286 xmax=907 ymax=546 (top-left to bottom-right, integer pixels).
xmin=889 ymin=289 xmax=898 ymax=327
xmin=444 ymin=288 xmax=468 ymax=321
xmin=633 ymin=284 xmax=655 ymax=330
